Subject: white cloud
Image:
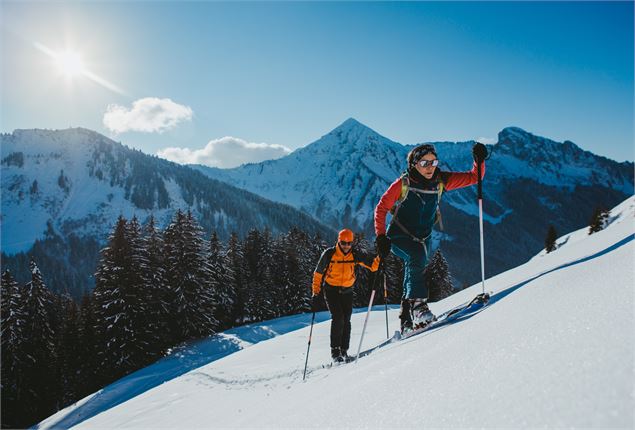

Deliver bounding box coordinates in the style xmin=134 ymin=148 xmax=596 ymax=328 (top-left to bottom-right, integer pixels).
xmin=103 ymin=97 xmax=193 ymax=133
xmin=157 ymin=136 xmax=292 ymax=168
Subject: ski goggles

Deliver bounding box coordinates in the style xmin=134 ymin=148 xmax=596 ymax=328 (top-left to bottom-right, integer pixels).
xmin=417 ymin=159 xmax=439 ymax=168
xmin=339 ymin=241 xmax=353 ymax=246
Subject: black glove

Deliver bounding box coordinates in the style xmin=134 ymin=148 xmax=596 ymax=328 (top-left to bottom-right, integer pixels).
xmin=472 ymin=142 xmax=488 ymax=163
xmin=375 ymin=234 xmax=392 ymax=258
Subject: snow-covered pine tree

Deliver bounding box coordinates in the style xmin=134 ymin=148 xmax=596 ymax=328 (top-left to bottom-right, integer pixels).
xmin=163 ymin=210 xmax=217 ymax=343
xmin=383 ymin=253 xmax=404 ymax=304
xmin=545 ymin=225 xmax=558 ymax=253
xmin=208 ymin=231 xmax=234 ymax=330
xmin=425 ymin=250 xmax=454 ymax=302
xmin=126 ymin=216 xmax=160 ymax=366
xmin=1 ymin=270 xmax=27 ymax=429
xmin=144 ymin=215 xmax=172 ymax=351
xmin=589 ymin=207 xmax=610 ymax=234
xmin=225 ymin=232 xmax=245 ymax=325
xmin=273 ymin=231 xmax=307 ymax=316
xmin=93 ymin=216 xmax=137 ymax=381
xmin=295 ymin=228 xmax=323 ymax=312
xmin=55 ymin=294 xmax=81 ymax=407
xmin=243 ymin=229 xmax=276 ymax=322
xmin=352 ymin=234 xmax=375 ymax=308
xmin=20 ymin=260 xmax=58 ymax=425
xmin=75 ymin=294 xmax=100 ymax=399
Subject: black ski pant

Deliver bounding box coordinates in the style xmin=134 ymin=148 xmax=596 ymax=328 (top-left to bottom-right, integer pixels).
xmin=323 ymin=284 xmax=354 ymax=352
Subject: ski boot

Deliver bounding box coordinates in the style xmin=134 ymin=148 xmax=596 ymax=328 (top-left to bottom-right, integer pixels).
xmin=410 ymin=299 xmax=436 ymax=330
xmin=340 ymin=349 xmax=354 ymax=363
xmin=400 ymin=298 xmax=414 ymax=335
xmin=331 ymin=347 xmax=344 ymax=364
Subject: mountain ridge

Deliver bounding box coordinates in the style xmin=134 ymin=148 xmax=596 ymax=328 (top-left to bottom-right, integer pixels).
xmin=1 ymin=128 xmax=336 ymax=296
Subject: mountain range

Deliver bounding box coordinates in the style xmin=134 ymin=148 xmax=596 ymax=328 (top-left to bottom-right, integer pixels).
xmin=1 ymin=120 xmax=632 ymax=295
xmin=0 ymin=128 xmax=334 ymax=296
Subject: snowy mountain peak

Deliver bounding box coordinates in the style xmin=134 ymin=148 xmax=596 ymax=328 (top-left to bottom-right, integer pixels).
xmin=334 ymin=117 xmax=366 ymax=131
xmin=317 ymin=118 xmax=399 ymax=152
xmin=497 ymin=126 xmax=585 ymax=158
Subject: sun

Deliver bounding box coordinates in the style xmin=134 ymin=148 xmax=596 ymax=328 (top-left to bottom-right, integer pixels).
xmin=55 ymin=50 xmax=85 ymax=78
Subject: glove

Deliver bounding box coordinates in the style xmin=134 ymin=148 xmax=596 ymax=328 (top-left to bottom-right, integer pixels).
xmin=472 ymin=142 xmax=488 ymax=163
xmin=375 ymin=234 xmax=392 ymax=258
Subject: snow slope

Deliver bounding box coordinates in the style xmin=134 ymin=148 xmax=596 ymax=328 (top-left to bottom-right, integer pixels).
xmin=39 ymin=197 xmax=635 ymax=428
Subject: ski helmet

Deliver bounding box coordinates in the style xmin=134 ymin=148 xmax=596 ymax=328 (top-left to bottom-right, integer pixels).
xmin=338 ymin=229 xmax=354 ymax=243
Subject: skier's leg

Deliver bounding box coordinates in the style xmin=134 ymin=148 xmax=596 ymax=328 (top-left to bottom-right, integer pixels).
xmin=404 ymin=238 xmax=428 ymax=300
xmin=408 ymin=237 xmax=435 ymax=327
xmin=389 ymin=236 xmax=414 ymax=298
xmin=340 ymin=291 xmax=354 ymax=358
xmin=390 ymin=236 xmax=416 ymax=332
xmin=323 ymin=285 xmax=344 ymax=358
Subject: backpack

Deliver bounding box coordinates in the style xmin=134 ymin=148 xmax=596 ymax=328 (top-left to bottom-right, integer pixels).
xmin=389 ymin=172 xmax=445 ymax=231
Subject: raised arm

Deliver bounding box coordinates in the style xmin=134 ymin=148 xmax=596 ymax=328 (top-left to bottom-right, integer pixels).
xmin=443 ymin=161 xmax=485 ymax=191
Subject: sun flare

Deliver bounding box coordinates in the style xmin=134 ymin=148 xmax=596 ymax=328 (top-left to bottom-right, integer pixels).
xmin=33 ymin=42 xmax=125 ymax=94
xmin=55 ymin=51 xmax=85 ymax=78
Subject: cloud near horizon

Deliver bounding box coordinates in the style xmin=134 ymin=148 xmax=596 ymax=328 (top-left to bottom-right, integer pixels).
xmin=157 ymin=136 xmax=292 ymax=168
xmin=103 ymin=97 xmax=193 ymax=133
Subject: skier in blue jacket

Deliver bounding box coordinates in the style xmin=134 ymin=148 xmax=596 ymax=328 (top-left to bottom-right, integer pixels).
xmin=374 ymin=142 xmax=488 ymax=333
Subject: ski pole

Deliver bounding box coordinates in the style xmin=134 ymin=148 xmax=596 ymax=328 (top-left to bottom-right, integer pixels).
xmin=302 ymin=298 xmax=317 ymax=381
xmin=383 ymin=271 xmax=389 ymax=339
xmin=477 ymin=149 xmax=486 ymax=295
xmin=355 ymin=289 xmax=376 ymax=363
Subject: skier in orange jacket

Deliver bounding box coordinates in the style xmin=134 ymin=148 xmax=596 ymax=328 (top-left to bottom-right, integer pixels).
xmin=312 ymin=229 xmax=380 ymax=363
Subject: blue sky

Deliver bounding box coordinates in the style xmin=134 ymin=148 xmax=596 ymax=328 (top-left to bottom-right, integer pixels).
xmin=2 ymin=1 xmax=633 ymax=166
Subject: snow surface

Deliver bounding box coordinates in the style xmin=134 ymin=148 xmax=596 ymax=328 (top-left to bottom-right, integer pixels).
xmin=38 ymin=197 xmax=635 ymax=429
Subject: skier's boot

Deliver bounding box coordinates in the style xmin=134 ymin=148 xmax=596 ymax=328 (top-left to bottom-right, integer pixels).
xmin=410 ymin=298 xmax=436 ymax=330
xmin=340 ymin=349 xmax=354 ymax=363
xmin=399 ymin=298 xmax=414 ymax=335
xmin=331 ymin=347 xmax=344 ymax=364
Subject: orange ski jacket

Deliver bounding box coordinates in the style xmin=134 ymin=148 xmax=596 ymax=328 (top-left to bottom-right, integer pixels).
xmin=312 ymin=245 xmax=380 ymax=295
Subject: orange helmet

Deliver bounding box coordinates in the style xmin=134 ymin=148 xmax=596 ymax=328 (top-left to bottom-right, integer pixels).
xmin=338 ymin=229 xmax=354 ymax=243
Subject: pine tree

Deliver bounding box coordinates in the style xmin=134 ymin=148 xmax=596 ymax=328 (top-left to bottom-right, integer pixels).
xmin=243 ymin=229 xmax=273 ymax=322
xmin=208 ymin=232 xmax=234 ymax=330
xmin=352 ymin=234 xmax=376 ymax=308
xmin=125 ymin=216 xmax=158 ymax=366
xmin=225 ymin=232 xmax=245 ymax=325
xmin=589 ymin=207 xmax=610 ymax=234
xmin=274 ymin=231 xmax=308 ymax=316
xmin=163 ymin=210 xmax=217 ymax=343
xmin=144 ymin=215 xmax=172 ymax=352
xmin=20 ymin=260 xmax=57 ymax=426
xmin=93 ymin=216 xmax=138 ymax=382
xmin=1 ymin=270 xmax=27 ymax=428
xmin=383 ymin=253 xmax=404 ymax=304
xmin=75 ymin=294 xmax=100 ymax=399
xmin=545 ymin=225 xmax=558 ymax=253
xmin=425 ymin=250 xmax=454 ymax=302
xmin=55 ymin=295 xmax=81 ymax=407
